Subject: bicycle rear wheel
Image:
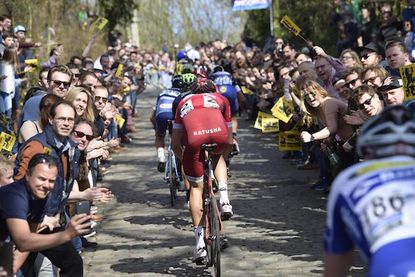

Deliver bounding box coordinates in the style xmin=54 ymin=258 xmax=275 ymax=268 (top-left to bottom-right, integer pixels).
xmin=207 ymin=198 xmax=221 ymax=276
xmin=168 ymin=151 xmax=177 ymax=207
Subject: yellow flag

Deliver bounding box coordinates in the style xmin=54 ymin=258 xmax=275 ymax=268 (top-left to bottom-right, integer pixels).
xmin=280 ymin=16 xmax=302 ymax=36
xmin=114 ymin=114 xmax=125 ymax=128
xmin=0 ymin=132 xmax=16 ymax=152
xmin=271 ymin=97 xmax=293 ymax=123
xmin=278 ymin=131 xmax=302 ymax=151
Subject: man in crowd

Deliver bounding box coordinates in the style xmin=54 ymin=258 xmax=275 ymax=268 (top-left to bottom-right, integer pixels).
xmin=1 ymin=154 xmax=90 ymax=276
xmin=378 ymin=76 xmax=405 ymax=106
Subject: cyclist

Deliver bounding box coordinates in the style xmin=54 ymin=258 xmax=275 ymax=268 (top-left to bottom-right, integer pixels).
xmin=150 ymin=75 xmax=183 ymax=173
xmin=172 ymin=78 xmax=233 ymax=264
xmin=324 ymin=105 xmax=415 ymax=277
xmin=210 ymin=66 xmax=241 ymax=158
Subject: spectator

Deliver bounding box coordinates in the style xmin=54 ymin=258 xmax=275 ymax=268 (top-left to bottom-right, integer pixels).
xmin=378 ymin=76 xmax=405 ymax=106
xmin=0 ymin=155 xmax=13 ymax=186
xmin=385 ymin=40 xmax=412 ymax=76
xmin=340 ymin=49 xmax=363 ymax=69
xmin=65 ymin=86 xmax=95 ymax=122
xmin=360 ymin=65 xmax=389 ymax=88
xmin=359 ymin=42 xmax=383 ymax=67
xmin=0 ymin=47 xmax=17 ymax=118
xmin=0 ymin=154 xmax=90 ymax=276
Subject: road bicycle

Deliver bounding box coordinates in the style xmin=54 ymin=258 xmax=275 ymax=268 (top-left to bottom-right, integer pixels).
xmin=201 ymin=143 xmax=223 ymax=277
xmin=164 ymin=120 xmax=181 ymax=207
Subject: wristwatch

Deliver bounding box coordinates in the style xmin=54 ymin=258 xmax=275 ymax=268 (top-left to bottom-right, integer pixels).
xmin=310 ymin=134 xmax=315 ymax=142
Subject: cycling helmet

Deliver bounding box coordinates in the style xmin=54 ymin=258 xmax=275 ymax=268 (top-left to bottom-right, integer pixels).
xmin=191 ymin=78 xmax=218 ymax=94
xmin=177 ymin=50 xmax=188 ymax=61
xmin=171 ymin=75 xmax=184 ymax=89
xmin=357 ymin=105 xmax=415 ymax=158
xmin=212 ymin=65 xmax=224 ymax=73
xmin=181 ymin=73 xmax=197 ymax=91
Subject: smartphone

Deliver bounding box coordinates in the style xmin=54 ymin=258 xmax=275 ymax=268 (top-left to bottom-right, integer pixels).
xmin=76 ymin=201 xmax=91 ymax=215
xmin=0 ymin=241 xmax=13 ymax=276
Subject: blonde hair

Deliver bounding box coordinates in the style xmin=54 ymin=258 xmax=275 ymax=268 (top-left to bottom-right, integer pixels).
xmin=65 ymin=86 xmax=95 ymax=122
xmin=0 ymin=155 xmax=13 ymax=178
xmin=340 ymin=49 xmax=363 ymax=68
xmin=301 ymin=79 xmax=329 ymax=112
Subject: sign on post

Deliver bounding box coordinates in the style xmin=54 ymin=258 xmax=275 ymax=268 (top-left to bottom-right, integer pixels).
xmin=399 ymin=64 xmax=415 ymax=101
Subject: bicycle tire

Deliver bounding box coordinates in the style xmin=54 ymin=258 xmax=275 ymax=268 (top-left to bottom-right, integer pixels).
xmin=207 ymin=198 xmax=221 ymax=276
xmin=168 ymin=151 xmax=177 ymax=207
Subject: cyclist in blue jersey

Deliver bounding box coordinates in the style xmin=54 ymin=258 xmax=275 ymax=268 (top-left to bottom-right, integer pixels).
xmin=324 ymin=105 xmax=415 ymax=277
xmin=150 ymin=75 xmax=183 ymax=173
xmin=210 ymin=66 xmax=242 ymax=163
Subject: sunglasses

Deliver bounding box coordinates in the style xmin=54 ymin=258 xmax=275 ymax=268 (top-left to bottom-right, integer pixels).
xmin=363 ymin=76 xmax=377 ymax=84
xmin=52 ymin=80 xmax=71 ymax=88
xmin=94 ymin=96 xmax=108 ymax=103
xmin=346 ymin=78 xmax=359 ymax=87
xmin=73 ymin=131 xmax=94 ymax=141
xmin=361 ymin=53 xmax=375 ymax=60
xmin=358 ymin=94 xmax=375 ymax=110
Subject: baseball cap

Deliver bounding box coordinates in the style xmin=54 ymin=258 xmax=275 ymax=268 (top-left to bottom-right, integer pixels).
xmin=14 ymin=25 xmax=26 ymax=33
xmin=358 ymin=42 xmax=379 ymax=53
xmin=378 ymin=76 xmax=403 ymax=91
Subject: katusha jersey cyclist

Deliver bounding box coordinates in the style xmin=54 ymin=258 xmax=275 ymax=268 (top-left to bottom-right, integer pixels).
xmin=150 ymin=75 xmax=183 ymax=173
xmin=171 ymin=78 xmax=233 ymax=263
xmin=324 ymin=105 xmax=415 ymax=277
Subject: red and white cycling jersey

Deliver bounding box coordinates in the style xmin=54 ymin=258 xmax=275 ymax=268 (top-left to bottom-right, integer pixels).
xmin=173 ymin=93 xmax=232 ymax=148
xmin=173 ymin=93 xmax=232 ymax=180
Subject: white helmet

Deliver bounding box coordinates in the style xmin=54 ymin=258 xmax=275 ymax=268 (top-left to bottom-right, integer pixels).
xmin=357 ymin=105 xmax=415 ymax=158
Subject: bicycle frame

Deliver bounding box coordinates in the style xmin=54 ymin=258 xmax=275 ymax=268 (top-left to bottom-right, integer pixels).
xmin=201 ymin=144 xmax=224 ymax=275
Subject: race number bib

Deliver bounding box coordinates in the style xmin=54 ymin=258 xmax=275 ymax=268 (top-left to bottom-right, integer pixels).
xmin=358 ymin=182 xmax=415 ymax=246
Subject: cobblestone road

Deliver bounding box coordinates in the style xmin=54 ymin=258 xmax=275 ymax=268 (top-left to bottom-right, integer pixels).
xmin=83 ymin=88 xmax=365 ymax=276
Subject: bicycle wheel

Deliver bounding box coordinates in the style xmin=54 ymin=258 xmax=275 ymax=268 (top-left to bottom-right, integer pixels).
xmin=168 ymin=151 xmax=177 ymax=207
xmin=207 ymin=198 xmax=221 ymax=276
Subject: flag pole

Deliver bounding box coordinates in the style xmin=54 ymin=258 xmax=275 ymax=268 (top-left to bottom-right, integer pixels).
xmin=269 ymin=0 xmax=274 ymax=36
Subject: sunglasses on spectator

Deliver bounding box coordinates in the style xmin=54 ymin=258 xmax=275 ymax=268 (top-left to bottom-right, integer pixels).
xmin=94 ymin=96 xmax=108 ymax=103
xmin=358 ymin=94 xmax=375 ymax=110
xmin=346 ymin=78 xmax=359 ymax=87
xmin=52 ymin=80 xmax=71 ymax=88
xmin=361 ymin=53 xmax=375 ymax=60
xmin=73 ymin=131 xmax=94 ymax=141
xmin=363 ymin=76 xmax=377 ymax=84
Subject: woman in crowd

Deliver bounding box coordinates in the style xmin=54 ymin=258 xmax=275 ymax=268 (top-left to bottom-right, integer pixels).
xmin=340 ymin=49 xmax=363 ymax=69
xmin=0 ymin=47 xmax=17 ymax=118
xmin=19 ymin=94 xmax=61 ymax=144
xmin=65 ymin=86 xmax=95 ymax=122
xmin=299 ymin=79 xmax=355 ymax=191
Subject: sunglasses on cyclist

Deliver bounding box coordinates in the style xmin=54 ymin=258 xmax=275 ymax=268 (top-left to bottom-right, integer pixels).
xmin=73 ymin=131 xmax=94 ymax=141
xmin=52 ymin=80 xmax=70 ymax=88
xmin=358 ymin=94 xmax=375 ymax=110
xmin=94 ymin=96 xmax=108 ymax=103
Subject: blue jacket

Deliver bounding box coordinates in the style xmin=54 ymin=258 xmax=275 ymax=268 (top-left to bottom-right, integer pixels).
xmin=15 ymin=126 xmax=80 ymax=217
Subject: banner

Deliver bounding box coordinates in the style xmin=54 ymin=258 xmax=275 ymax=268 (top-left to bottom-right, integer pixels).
xmin=271 ymin=97 xmax=294 ymax=123
xmin=233 ymin=0 xmax=271 ymax=11
xmin=90 ymin=17 xmax=108 ymax=32
xmin=262 ymin=117 xmax=279 ymax=133
xmin=254 ymin=112 xmax=279 ymax=133
xmin=399 ymin=64 xmax=415 ymax=101
xmin=278 ymin=131 xmax=301 ymax=151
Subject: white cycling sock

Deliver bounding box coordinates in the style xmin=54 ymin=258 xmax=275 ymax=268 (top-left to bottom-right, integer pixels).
xmin=218 ymin=181 xmax=229 ymax=204
xmin=157 ymin=147 xmax=165 ymax=162
xmin=194 ymin=226 xmax=205 ymax=249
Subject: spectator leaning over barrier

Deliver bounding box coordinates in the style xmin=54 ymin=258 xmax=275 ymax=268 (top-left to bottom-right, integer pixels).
xmin=299 ymin=79 xmax=355 ymax=191
xmin=14 ymin=101 xmax=83 ymax=275
xmin=0 ymin=154 xmax=90 ymax=276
